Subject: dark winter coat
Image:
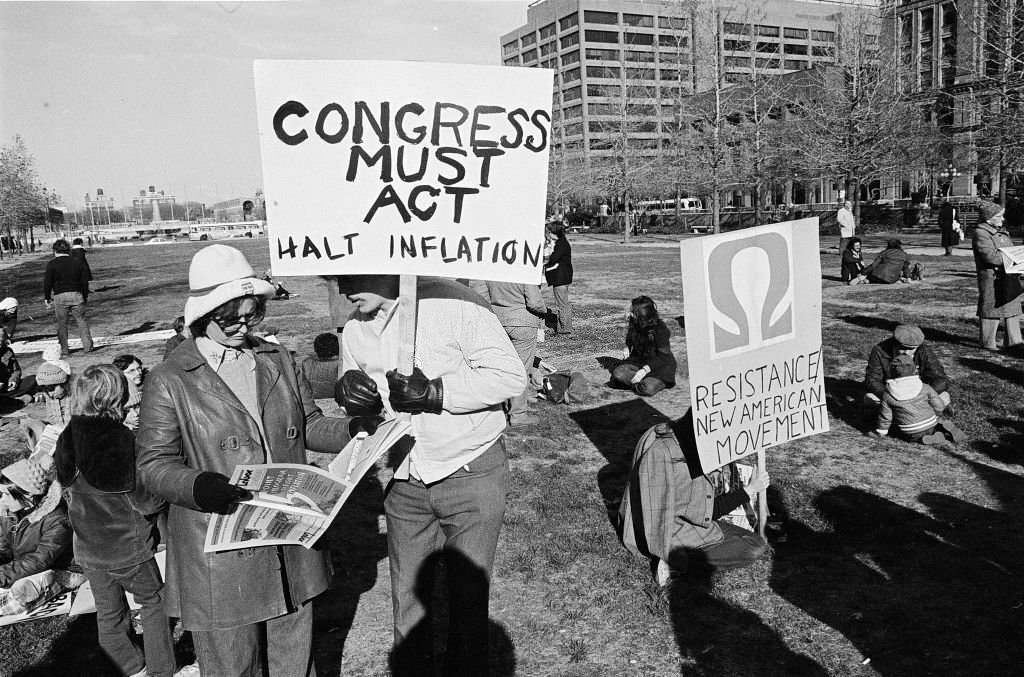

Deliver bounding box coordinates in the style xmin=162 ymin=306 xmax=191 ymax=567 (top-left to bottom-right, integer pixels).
xmin=545 ymin=235 xmax=573 ymax=287
xmin=0 ymin=498 xmax=73 ymax=587
xmin=621 ymin=319 xmax=677 ymax=386
xmin=70 ymin=247 xmax=93 ymax=282
xmin=43 ymin=255 xmax=89 ymax=302
xmin=862 ymin=246 xmax=910 ymax=284
xmin=864 ymin=337 xmax=950 ymax=399
xmin=55 ymin=416 xmax=164 ymax=571
xmin=841 ymin=248 xmax=864 ymax=283
xmin=136 ymin=337 xmax=352 ymax=631
xmin=0 ymin=345 xmax=21 ymax=390
xmin=938 ymin=203 xmax=958 ymax=249
xmin=972 ymin=220 xmax=1022 ymax=319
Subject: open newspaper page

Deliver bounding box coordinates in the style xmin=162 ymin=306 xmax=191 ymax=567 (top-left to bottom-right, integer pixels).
xmin=204 ymin=418 xmax=411 ymax=552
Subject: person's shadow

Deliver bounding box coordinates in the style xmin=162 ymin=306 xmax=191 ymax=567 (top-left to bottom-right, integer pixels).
xmin=312 ymin=465 xmax=388 ymax=676
xmin=389 ymin=550 xmax=515 ymax=677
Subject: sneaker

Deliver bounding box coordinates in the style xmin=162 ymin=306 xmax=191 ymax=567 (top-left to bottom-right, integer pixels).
xmin=921 ymin=432 xmax=946 ymax=445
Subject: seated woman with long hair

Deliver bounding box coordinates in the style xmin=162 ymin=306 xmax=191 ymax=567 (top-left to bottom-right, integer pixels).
xmin=610 ymin=296 xmax=677 ymax=396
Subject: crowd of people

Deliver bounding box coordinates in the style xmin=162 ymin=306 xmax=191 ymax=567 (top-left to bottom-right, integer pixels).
xmin=0 ymin=196 xmax=1020 ymax=675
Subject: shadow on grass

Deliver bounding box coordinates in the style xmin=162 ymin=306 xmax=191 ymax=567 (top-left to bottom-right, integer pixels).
xmin=118 ymin=321 xmax=158 ymax=335
xmin=970 ymin=413 xmax=1024 ymax=466
xmin=91 ymin=285 xmax=122 ymax=293
xmin=389 ymin=550 xmax=515 ymax=677
xmin=840 ymin=314 xmax=976 ymax=347
xmin=570 ymin=399 xmax=669 ymax=527
xmin=771 ymin=478 xmax=1024 ymax=676
xmin=959 ymin=356 xmax=1024 ymax=387
xmin=824 ymin=376 xmax=866 ymax=430
xmin=312 ymin=466 xmax=387 ymax=677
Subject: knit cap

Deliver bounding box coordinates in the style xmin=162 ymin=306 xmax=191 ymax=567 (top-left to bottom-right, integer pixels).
xmin=0 ymin=297 xmax=16 ymax=312
xmin=978 ymin=200 xmax=1004 ymax=222
xmin=36 ymin=361 xmax=69 ymax=386
xmin=891 ymin=354 xmax=918 ymax=378
xmin=2 ymin=459 xmax=47 ymax=496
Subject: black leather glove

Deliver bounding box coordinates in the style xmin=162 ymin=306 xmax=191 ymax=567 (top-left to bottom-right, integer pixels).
xmin=335 ymin=370 xmax=383 ymax=417
xmin=348 ymin=415 xmax=383 ymax=437
xmin=387 ymin=367 xmax=443 ymax=414
xmin=193 ymin=472 xmax=251 ymax=514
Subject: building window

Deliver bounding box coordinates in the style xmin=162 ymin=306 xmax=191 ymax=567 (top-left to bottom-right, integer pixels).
xmin=586 ymin=29 xmax=619 ymax=43
xmin=624 ymin=32 xmax=654 ymax=46
xmin=584 ymin=10 xmax=618 ymax=25
xmin=564 ymin=104 xmax=582 ymax=118
xmin=560 ymin=32 xmax=579 ymax=49
xmin=551 ymin=108 xmax=561 ymax=122
xmin=502 ymin=41 xmax=518 ymax=56
xmin=783 ymin=27 xmax=808 ymax=39
xmin=784 ymin=43 xmax=807 ymax=55
xmin=564 ymin=67 xmax=581 ymax=82
xmin=658 ymin=16 xmax=686 ymax=30
xmin=541 ymin=41 xmax=557 ymax=56
xmin=812 ymin=45 xmax=833 ymax=57
xmin=563 ymin=122 xmax=582 ymax=136
xmin=623 ymin=14 xmax=654 ymax=28
xmin=783 ymin=59 xmax=805 ymax=70
xmin=588 ymin=102 xmax=618 ymax=115
xmin=626 ymin=67 xmax=656 ymax=80
xmin=811 ymin=30 xmax=834 ymax=42
xmin=757 ymin=25 xmax=780 ymax=37
xmin=724 ymin=56 xmax=751 ymax=67
xmin=522 ymin=33 xmax=536 ymax=46
xmin=542 ymin=57 xmax=557 ymax=69
xmin=661 ymin=86 xmax=681 ymax=99
xmin=757 ymin=41 xmax=780 ymax=53
xmin=659 ymin=67 xmax=680 ymax=80
xmin=587 ymin=65 xmax=621 ymax=79
xmin=561 ymin=50 xmax=580 ymax=66
xmin=503 ymin=56 xmax=519 ymax=66
xmin=563 ymin=85 xmax=582 ymax=101
xmin=522 ymin=49 xmax=537 ymax=62
xmin=626 ymin=84 xmax=656 ymax=97
xmin=540 ymin=23 xmax=557 ymax=40
xmin=587 ymin=83 xmax=622 ymax=97
xmin=586 ymin=47 xmax=620 ymax=61
xmin=724 ymin=39 xmax=751 ymax=51
xmin=588 ymin=120 xmax=608 ymax=132
xmin=723 ymin=22 xmax=752 ymax=35
xmin=625 ymin=49 xmax=656 ymax=62
xmin=559 ymin=13 xmax=578 ymax=31
xmin=755 ymin=57 xmax=780 ymax=69
xmin=590 ymin=138 xmax=614 ymax=151
xmin=724 ymin=72 xmax=747 ymax=84
xmin=659 ymin=34 xmax=689 ymax=48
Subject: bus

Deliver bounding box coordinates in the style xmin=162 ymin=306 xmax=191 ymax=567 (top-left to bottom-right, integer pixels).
xmin=188 ymin=221 xmax=266 ymax=241
xmin=634 ymin=198 xmax=704 ymax=215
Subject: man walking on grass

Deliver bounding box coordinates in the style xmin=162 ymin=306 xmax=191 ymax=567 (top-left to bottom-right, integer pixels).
xmin=333 ymin=274 xmax=525 ymax=677
xmin=43 ymin=239 xmax=92 ymax=357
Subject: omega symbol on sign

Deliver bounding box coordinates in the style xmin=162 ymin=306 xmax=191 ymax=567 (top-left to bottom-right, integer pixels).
xmin=705 ymin=231 xmax=794 ymax=358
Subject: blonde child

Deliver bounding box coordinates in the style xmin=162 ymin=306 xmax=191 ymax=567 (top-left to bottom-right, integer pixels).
xmin=55 ymin=365 xmax=174 ymax=677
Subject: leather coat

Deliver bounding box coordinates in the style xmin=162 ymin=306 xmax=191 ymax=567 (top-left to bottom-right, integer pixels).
xmin=136 ymin=337 xmax=351 ymax=631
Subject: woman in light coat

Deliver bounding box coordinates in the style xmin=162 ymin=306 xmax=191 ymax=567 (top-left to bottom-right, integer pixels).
xmin=972 ymin=200 xmax=1023 ymax=350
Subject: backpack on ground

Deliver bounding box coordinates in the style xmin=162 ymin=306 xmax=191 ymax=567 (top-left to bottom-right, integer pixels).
xmin=542 ymin=370 xmax=591 ymax=404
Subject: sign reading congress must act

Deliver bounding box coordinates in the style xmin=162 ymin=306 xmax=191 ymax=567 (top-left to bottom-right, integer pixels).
xmin=680 ymin=219 xmax=829 ymax=472
xmin=254 ymin=60 xmax=553 ymax=283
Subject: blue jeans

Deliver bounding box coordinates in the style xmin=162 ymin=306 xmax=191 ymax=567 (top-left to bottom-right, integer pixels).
xmin=85 ymin=558 xmax=175 ymax=677
xmin=386 ymin=440 xmax=508 ymax=677
xmin=53 ymin=291 xmax=93 ymax=354
xmin=191 ymin=600 xmax=315 ymax=677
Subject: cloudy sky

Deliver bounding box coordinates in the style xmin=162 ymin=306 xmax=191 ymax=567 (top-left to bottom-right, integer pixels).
xmin=0 ymin=0 xmax=529 ymax=209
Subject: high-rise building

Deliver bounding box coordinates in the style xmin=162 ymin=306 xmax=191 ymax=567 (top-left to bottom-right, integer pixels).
xmin=500 ymin=0 xmax=875 ymax=161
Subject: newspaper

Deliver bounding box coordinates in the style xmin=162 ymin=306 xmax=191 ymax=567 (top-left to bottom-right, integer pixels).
xmin=204 ymin=418 xmax=411 ymax=552
xmin=1000 ymin=245 xmax=1024 ymax=274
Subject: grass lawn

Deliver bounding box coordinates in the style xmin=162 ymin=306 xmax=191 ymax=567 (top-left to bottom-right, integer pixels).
xmin=0 ymin=236 xmax=1022 ymax=676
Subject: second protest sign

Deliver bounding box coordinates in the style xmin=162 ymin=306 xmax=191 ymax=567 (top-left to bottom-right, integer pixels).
xmin=254 ymin=60 xmax=553 ymax=283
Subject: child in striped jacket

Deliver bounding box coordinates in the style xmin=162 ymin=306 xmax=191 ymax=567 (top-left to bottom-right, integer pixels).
xmin=875 ymin=355 xmax=964 ymax=445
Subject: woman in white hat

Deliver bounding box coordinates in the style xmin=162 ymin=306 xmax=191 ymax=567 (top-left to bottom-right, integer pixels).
xmin=0 ymin=297 xmax=17 ymax=340
xmin=136 ymin=244 xmax=355 ymax=676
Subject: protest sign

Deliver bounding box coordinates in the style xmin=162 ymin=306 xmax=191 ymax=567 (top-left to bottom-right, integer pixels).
xmin=679 ymin=219 xmax=828 ymax=473
xmin=254 ymin=60 xmax=552 ymax=283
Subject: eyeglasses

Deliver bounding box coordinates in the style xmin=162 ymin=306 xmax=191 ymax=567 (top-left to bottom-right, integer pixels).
xmin=214 ymin=310 xmax=264 ymax=334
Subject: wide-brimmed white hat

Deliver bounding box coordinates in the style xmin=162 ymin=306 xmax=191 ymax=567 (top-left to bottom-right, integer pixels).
xmin=183 ymin=245 xmax=275 ymax=325
xmin=0 ymin=297 xmax=17 ymax=312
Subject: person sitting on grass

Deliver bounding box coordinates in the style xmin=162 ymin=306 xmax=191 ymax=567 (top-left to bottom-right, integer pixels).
xmin=112 ymin=354 xmax=145 ymax=430
xmin=860 ymin=238 xmax=923 ymax=283
xmin=864 ymin=324 xmax=952 ymax=417
xmin=0 ymin=458 xmax=80 ymax=617
xmin=163 ymin=315 xmax=188 ymax=360
xmin=841 ymin=237 xmax=866 ymax=284
xmin=0 ymin=297 xmax=18 ymax=340
xmin=618 ymin=409 xmax=769 ymax=587
xmin=0 ymin=328 xmax=35 ymax=406
xmin=610 ymin=295 xmax=677 ymax=396
xmin=298 ymin=332 xmax=340 ymax=400
xmin=33 ymin=347 xmax=72 ymax=426
xmin=55 ymin=364 xmax=175 ymax=677
xmin=872 ymin=355 xmax=965 ymax=445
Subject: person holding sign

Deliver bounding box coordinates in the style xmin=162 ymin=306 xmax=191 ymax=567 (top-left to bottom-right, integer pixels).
xmin=544 ymin=223 xmax=574 ymax=335
xmin=610 ymin=295 xmax=677 ymax=396
xmin=333 ymin=274 xmax=526 ymax=677
xmin=137 ymin=245 xmax=353 ymax=677
xmin=972 ymin=200 xmax=1023 ymax=351
xmin=618 ymin=410 xmax=769 ymax=587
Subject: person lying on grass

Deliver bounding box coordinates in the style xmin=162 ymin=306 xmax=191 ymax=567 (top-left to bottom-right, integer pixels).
xmin=872 ymin=355 xmax=966 ymax=445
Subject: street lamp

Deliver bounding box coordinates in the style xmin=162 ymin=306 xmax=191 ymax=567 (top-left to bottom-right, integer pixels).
xmin=939 ymin=163 xmax=960 ymax=197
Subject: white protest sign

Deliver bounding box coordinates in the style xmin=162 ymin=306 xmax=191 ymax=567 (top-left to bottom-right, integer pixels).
xmin=254 ymin=60 xmax=553 ymax=283
xmin=679 ymin=219 xmax=829 ymax=473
